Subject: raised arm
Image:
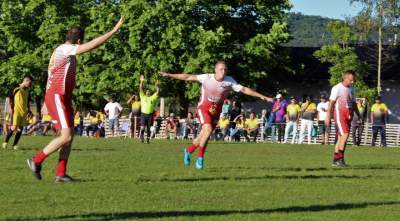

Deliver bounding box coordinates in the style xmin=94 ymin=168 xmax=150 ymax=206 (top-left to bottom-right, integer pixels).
xmin=155 ymin=80 xmax=160 ymax=96
xmin=127 ymin=95 xmax=134 ymax=104
xmin=240 ymin=87 xmax=273 ymax=102
xmin=76 ymin=17 xmax=124 ymax=55
xmin=139 ymin=75 xmax=145 ymax=93
xmin=159 ymin=72 xmax=198 ymax=81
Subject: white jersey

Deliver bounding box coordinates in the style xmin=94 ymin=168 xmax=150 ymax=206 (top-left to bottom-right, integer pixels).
xmin=329 ymin=83 xmax=356 ymax=112
xmin=196 ymin=74 xmax=243 ymax=110
xmin=104 ymin=102 xmax=123 ymax=119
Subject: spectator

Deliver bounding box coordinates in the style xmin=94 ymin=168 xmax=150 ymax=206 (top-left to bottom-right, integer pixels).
xmin=139 ymin=75 xmax=160 ymax=143
xmin=127 ymin=94 xmax=141 ymax=137
xmin=181 ymin=112 xmax=197 ymax=139
xmin=73 ymin=111 xmax=83 ymax=136
xmin=351 ymin=98 xmax=367 ymax=146
xmin=230 ymin=115 xmax=245 ymax=141
xmin=260 ymin=109 xmax=268 ymax=141
xmin=371 ymin=96 xmax=388 ymax=147
xmin=104 ymin=97 xmax=123 ymax=137
xmin=244 ymin=112 xmax=259 ymax=142
xmin=26 ymin=114 xmax=40 ymax=135
xmin=86 ymin=111 xmax=100 ymax=137
xmin=298 ymin=96 xmax=317 ymax=144
xmin=215 ymin=114 xmax=230 ymax=141
xmin=228 ymin=100 xmax=241 ymax=129
xmin=97 ymin=111 xmax=106 ymax=137
xmin=272 ymin=94 xmax=288 ymax=143
xmin=317 ymin=94 xmax=330 ymax=145
xmin=284 ymin=96 xmax=301 ymax=144
xmin=42 ymin=114 xmax=56 ymax=136
xmin=221 ymin=99 xmax=232 ymax=116
xmin=165 ymin=113 xmax=179 ymax=139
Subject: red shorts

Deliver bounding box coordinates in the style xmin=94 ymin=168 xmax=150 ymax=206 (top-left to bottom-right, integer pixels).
xmin=44 ymin=93 xmax=73 ymax=130
xmin=197 ymin=107 xmax=220 ymax=128
xmin=334 ymin=108 xmax=351 ymax=136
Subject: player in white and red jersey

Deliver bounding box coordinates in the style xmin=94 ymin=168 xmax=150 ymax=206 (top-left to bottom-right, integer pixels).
xmin=27 ymin=17 xmax=124 ymax=182
xmin=326 ymin=70 xmax=361 ymax=168
xmin=160 ymin=61 xmax=273 ymax=169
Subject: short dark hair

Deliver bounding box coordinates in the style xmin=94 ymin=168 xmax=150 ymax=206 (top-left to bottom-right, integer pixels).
xmin=342 ymin=70 xmax=355 ymax=79
xmin=66 ymin=27 xmax=84 ymax=44
xmin=215 ymin=61 xmax=226 ymax=67
xmin=24 ymin=76 xmax=33 ymax=81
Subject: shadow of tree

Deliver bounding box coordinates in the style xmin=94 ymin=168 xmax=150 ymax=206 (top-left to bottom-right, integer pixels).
xmin=8 ymin=201 xmax=400 ymax=221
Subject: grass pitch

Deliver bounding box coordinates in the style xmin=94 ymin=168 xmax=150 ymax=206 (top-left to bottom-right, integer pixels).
xmin=1 ymin=136 xmax=400 ymax=221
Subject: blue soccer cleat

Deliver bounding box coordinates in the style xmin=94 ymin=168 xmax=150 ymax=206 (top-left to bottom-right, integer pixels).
xmin=183 ymin=148 xmax=191 ymax=166
xmin=195 ymin=157 xmax=204 ymax=170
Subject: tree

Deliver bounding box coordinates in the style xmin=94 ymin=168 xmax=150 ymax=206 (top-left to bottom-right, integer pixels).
xmin=350 ymin=0 xmax=400 ymax=94
xmin=0 ymin=0 xmax=292 ymax=115
xmin=314 ymin=21 xmax=376 ymax=101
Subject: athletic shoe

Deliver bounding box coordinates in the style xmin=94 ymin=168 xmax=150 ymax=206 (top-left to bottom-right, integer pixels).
xmin=55 ymin=175 xmax=74 ymax=183
xmin=13 ymin=145 xmax=19 ymax=150
xmin=332 ymin=158 xmax=347 ymax=168
xmin=2 ymin=142 xmax=7 ymax=149
xmin=183 ymin=148 xmax=191 ymax=166
xmin=195 ymin=157 xmax=204 ymax=170
xmin=26 ymin=159 xmax=42 ymax=180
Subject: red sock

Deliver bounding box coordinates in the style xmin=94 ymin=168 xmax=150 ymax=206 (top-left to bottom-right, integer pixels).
xmin=187 ymin=144 xmax=198 ymax=154
xmin=33 ymin=151 xmax=48 ymax=165
xmin=197 ymin=146 xmax=206 ymax=158
xmin=334 ymin=152 xmax=344 ymax=159
xmin=56 ymin=159 xmax=68 ymax=177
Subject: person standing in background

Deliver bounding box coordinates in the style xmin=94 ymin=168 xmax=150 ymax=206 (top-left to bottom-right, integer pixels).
xmin=298 ymin=96 xmax=317 ymax=144
xmin=317 ymin=95 xmax=330 ymax=145
xmin=272 ymin=94 xmax=288 ymax=143
xmin=351 ymin=98 xmax=367 ymax=146
xmin=104 ymin=97 xmax=123 ymax=137
xmin=127 ymin=94 xmax=140 ymax=138
xmin=139 ymin=75 xmax=160 ymax=143
xmin=284 ymin=97 xmax=301 ymax=144
xmin=371 ymin=96 xmax=388 ymax=147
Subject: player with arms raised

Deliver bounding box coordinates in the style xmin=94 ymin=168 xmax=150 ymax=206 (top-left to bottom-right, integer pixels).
xmin=325 ymin=70 xmax=361 ymax=168
xmin=27 ymin=17 xmax=124 ymax=182
xmin=160 ymin=61 xmax=273 ymax=169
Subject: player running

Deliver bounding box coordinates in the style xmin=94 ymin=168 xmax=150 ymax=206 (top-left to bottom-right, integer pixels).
xmin=2 ymin=77 xmax=33 ymax=150
xmin=325 ymin=70 xmax=361 ymax=168
xmin=27 ymin=17 xmax=124 ymax=182
xmin=160 ymin=61 xmax=273 ymax=170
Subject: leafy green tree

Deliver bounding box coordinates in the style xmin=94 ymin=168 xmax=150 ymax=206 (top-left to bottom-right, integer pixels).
xmin=314 ymin=21 xmax=376 ymax=101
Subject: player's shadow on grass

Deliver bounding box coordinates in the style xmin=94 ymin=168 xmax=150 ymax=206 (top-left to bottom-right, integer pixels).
xmin=209 ymin=167 xmax=330 ymax=172
xmin=138 ymin=174 xmax=373 ymax=183
xmin=9 ymin=201 xmax=400 ymax=221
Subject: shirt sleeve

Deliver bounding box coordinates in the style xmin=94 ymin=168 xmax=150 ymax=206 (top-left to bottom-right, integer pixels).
xmin=329 ymin=86 xmax=338 ymax=101
xmin=67 ymin=44 xmax=79 ymax=56
xmin=196 ymin=74 xmax=209 ymax=84
xmin=118 ymin=103 xmax=123 ymax=111
xmin=317 ymin=103 xmax=323 ymax=112
xmin=228 ymin=77 xmax=243 ymax=92
xmin=104 ymin=103 xmax=109 ymax=111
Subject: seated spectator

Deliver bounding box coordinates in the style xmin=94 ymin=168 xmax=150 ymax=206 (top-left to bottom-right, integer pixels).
xmin=42 ymin=114 xmax=56 ymax=136
xmin=97 ymin=110 xmax=106 ymax=137
xmin=244 ymin=112 xmax=259 ymax=142
xmin=74 ymin=111 xmax=83 ymax=136
xmin=214 ymin=114 xmax=230 ymax=141
xmin=127 ymin=94 xmax=141 ymax=138
xmin=230 ymin=115 xmax=245 ymax=141
xmin=181 ymin=112 xmax=197 ymax=139
xmin=86 ymin=111 xmax=100 ymax=137
xmin=26 ymin=114 xmax=40 ymax=135
xmin=165 ymin=113 xmax=179 ymax=139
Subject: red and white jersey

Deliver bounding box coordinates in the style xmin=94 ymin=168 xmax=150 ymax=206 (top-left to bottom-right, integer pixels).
xmin=197 ymin=74 xmax=243 ymax=110
xmin=329 ymin=82 xmax=356 ymax=112
xmin=46 ymin=44 xmax=78 ymax=96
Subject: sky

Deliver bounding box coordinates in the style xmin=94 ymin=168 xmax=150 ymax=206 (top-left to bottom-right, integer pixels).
xmin=290 ymin=0 xmax=362 ymax=19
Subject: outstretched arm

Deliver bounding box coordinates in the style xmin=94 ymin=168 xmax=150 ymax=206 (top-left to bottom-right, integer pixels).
xmin=139 ymin=75 xmax=144 ymax=93
xmin=76 ymin=17 xmax=124 ymax=55
xmin=240 ymin=87 xmax=273 ymax=102
xmin=154 ymin=80 xmax=160 ymax=96
xmin=159 ymin=72 xmax=198 ymax=82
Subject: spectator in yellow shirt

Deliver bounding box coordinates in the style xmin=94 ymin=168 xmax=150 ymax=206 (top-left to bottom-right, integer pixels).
xmin=244 ymin=112 xmax=259 ymax=142
xmin=284 ymin=97 xmax=301 ymax=144
xmin=230 ymin=115 xmax=245 ymax=141
xmin=73 ymin=111 xmax=83 ymax=136
xmin=214 ymin=114 xmax=230 ymax=141
xmin=298 ymin=96 xmax=317 ymax=144
xmin=370 ymin=96 xmax=388 ymax=147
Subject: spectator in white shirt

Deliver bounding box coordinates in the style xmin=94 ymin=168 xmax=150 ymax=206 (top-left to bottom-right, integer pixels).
xmin=317 ymin=94 xmax=330 ymax=145
xmin=104 ymin=97 xmax=123 ymax=137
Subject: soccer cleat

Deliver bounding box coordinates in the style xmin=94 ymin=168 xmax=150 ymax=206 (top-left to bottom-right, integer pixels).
xmin=195 ymin=157 xmax=204 ymax=170
xmin=26 ymin=159 xmax=42 ymax=180
xmin=55 ymin=175 xmax=74 ymax=183
xmin=332 ymin=158 xmax=347 ymax=168
xmin=183 ymin=148 xmax=191 ymax=166
xmin=13 ymin=145 xmax=19 ymax=150
xmin=2 ymin=142 xmax=7 ymax=149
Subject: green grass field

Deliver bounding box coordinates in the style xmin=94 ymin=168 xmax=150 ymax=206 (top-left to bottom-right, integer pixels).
xmin=1 ymin=136 xmax=400 ymax=221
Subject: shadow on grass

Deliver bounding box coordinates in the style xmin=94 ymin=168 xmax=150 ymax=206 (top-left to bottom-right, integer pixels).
xmin=138 ymin=174 xmax=373 ymax=183
xmin=8 ymin=201 xmax=400 ymax=221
